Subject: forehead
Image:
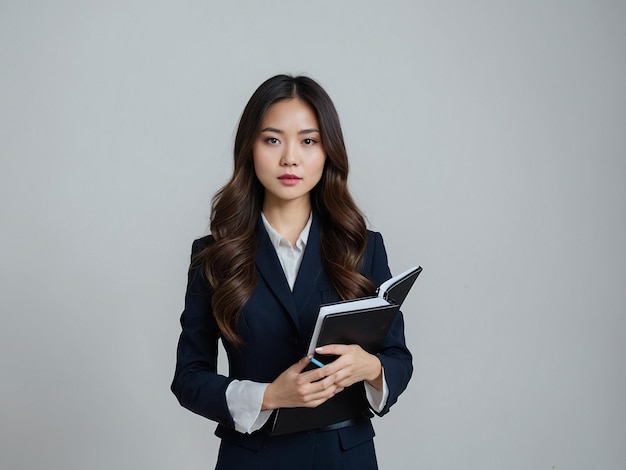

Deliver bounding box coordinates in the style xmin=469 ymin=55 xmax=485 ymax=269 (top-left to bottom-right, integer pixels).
xmin=261 ymin=98 xmax=319 ymax=128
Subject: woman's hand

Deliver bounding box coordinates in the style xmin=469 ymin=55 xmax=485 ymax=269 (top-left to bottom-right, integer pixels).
xmin=262 ymin=356 xmax=344 ymax=410
xmin=314 ymin=344 xmax=383 ymax=391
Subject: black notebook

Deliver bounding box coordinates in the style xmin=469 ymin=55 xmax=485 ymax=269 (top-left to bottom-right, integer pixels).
xmin=270 ymin=266 xmax=422 ymax=435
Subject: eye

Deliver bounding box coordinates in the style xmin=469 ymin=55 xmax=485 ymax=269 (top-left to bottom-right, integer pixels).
xmin=303 ymin=138 xmax=316 ymax=145
xmin=265 ymin=137 xmax=280 ymax=145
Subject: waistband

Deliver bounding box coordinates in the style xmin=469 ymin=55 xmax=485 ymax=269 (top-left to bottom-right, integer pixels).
xmin=316 ymin=418 xmax=369 ymax=432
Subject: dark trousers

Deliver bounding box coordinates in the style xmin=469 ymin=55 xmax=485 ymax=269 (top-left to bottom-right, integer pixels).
xmin=215 ymin=427 xmax=378 ymax=470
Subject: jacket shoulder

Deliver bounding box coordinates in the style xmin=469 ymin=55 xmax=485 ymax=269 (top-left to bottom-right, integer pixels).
xmin=191 ymin=234 xmax=215 ymax=256
xmin=365 ymin=229 xmax=385 ymax=259
xmin=363 ymin=230 xmax=392 ymax=286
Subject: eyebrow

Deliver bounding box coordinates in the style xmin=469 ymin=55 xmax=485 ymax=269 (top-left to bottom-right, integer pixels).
xmin=260 ymin=127 xmax=320 ymax=135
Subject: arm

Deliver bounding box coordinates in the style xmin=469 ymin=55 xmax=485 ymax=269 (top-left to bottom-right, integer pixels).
xmin=170 ymin=238 xmax=235 ymax=428
xmin=364 ymin=231 xmax=413 ymax=415
xmin=313 ymin=231 xmax=413 ymax=416
xmin=171 ymin=238 xmax=345 ymax=429
xmin=225 ymin=357 xmax=344 ymax=434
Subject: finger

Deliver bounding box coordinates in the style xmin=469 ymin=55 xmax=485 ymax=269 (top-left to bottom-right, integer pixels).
xmin=318 ymin=373 xmax=340 ymax=390
xmin=301 ymin=396 xmax=333 ymax=408
xmin=302 ymin=382 xmax=343 ymax=404
xmin=292 ymin=356 xmax=314 ymax=373
xmin=300 ymin=373 xmax=339 ymax=396
xmin=316 ymin=354 xmax=351 ymax=378
xmin=333 ymin=376 xmax=357 ymax=388
xmin=315 ymin=344 xmax=348 ymax=356
xmin=300 ymin=362 xmax=331 ymax=382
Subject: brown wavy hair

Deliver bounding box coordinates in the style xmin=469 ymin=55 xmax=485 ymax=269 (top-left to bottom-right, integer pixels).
xmin=197 ymin=74 xmax=375 ymax=345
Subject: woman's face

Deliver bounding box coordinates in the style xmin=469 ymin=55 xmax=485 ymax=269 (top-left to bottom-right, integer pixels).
xmin=252 ymin=98 xmax=326 ymax=210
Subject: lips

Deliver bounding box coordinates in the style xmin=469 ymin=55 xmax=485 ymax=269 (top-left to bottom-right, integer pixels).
xmin=277 ymin=174 xmax=302 ymax=186
xmin=278 ymin=174 xmax=302 ymax=180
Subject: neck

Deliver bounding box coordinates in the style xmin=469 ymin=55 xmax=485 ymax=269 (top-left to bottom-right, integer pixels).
xmin=262 ymin=198 xmax=311 ymax=245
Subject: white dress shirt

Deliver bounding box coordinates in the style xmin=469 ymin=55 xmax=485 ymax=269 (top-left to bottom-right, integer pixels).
xmin=225 ymin=213 xmax=388 ymax=433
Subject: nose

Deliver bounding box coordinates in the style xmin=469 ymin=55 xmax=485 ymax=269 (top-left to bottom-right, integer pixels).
xmin=280 ymin=143 xmax=299 ymax=166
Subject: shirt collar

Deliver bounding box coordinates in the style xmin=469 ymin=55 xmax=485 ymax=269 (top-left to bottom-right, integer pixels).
xmin=261 ymin=212 xmax=312 ymax=251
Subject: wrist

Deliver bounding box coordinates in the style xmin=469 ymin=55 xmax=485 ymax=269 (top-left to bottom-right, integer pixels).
xmin=261 ymin=383 xmax=276 ymax=411
xmin=366 ymin=355 xmax=383 ymax=384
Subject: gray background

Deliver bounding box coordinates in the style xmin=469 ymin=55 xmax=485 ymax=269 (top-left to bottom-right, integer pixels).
xmin=1 ymin=1 xmax=625 ymax=469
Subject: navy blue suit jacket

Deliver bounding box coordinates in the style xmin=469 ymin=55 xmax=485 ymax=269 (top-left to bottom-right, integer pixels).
xmin=171 ymin=214 xmax=412 ymax=458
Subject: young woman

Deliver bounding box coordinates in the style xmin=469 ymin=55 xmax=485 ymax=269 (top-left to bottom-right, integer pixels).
xmin=171 ymin=74 xmax=412 ymax=470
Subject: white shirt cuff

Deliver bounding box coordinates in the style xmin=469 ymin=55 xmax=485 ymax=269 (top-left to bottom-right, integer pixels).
xmin=225 ymin=380 xmax=273 ymax=434
xmin=364 ymin=367 xmax=389 ymax=413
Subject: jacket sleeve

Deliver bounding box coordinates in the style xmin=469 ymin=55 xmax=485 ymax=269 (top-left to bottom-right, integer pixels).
xmin=366 ymin=231 xmax=414 ymax=417
xmin=170 ymin=237 xmax=236 ymax=428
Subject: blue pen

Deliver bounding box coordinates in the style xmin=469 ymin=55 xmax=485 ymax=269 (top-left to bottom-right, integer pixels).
xmin=309 ymin=357 xmax=325 ymax=368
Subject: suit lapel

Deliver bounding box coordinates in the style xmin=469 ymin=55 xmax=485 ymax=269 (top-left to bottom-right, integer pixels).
xmin=292 ymin=213 xmax=325 ymax=314
xmin=256 ymin=213 xmax=327 ymax=333
xmin=256 ymin=220 xmax=300 ymax=329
